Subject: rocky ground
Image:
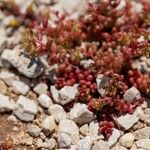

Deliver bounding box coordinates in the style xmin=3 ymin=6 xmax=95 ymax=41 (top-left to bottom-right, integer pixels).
xmin=0 ymin=0 xmax=150 ymax=150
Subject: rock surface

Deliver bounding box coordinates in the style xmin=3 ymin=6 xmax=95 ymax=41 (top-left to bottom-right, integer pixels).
xmin=96 ymin=74 xmax=110 ymax=96
xmin=14 ymin=96 xmax=38 ymax=122
xmin=108 ymin=128 xmax=122 ymax=147
xmin=42 ymin=116 xmax=57 ymax=135
xmin=33 ymin=83 xmax=48 ymax=95
xmin=48 ymin=104 xmax=67 ymax=122
xmin=135 ymin=139 xmax=150 ymax=150
xmin=1 ymin=49 xmax=44 ymax=78
xmin=133 ymin=127 xmax=150 ymax=140
xmin=119 ymin=133 xmax=135 ymax=148
xmin=0 ymin=93 xmax=14 ymax=112
xmin=76 ymin=136 xmax=93 ymax=150
xmin=58 ymin=119 xmax=79 ymax=145
xmin=58 ymin=132 xmax=71 ymax=148
xmin=69 ymin=103 xmax=96 ymax=125
xmin=12 ymin=80 xmax=30 ymax=95
xmin=58 ymin=85 xmax=78 ymax=105
xmin=115 ymin=114 xmax=139 ymax=130
xmin=123 ymin=87 xmax=141 ymax=102
xmin=0 ymin=70 xmax=16 ymax=86
xmin=92 ymin=140 xmax=110 ymax=150
xmin=27 ymin=124 xmax=41 ymax=137
xmin=38 ymin=94 xmax=53 ymax=108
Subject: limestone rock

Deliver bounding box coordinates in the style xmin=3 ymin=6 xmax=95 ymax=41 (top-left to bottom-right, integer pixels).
xmin=50 ymin=85 xmax=60 ymax=103
xmin=0 ymin=70 xmax=16 ymax=86
xmin=44 ymin=138 xmax=56 ymax=149
xmin=48 ymin=104 xmax=67 ymax=123
xmin=133 ymin=106 xmax=144 ymax=117
xmin=58 ymin=132 xmax=71 ymax=148
xmin=108 ymin=128 xmax=122 ymax=147
xmin=59 ymin=85 xmax=78 ymax=105
xmin=92 ymin=140 xmax=110 ymax=150
xmin=0 ymin=93 xmax=14 ymax=112
xmin=119 ymin=133 xmax=135 ymax=148
xmin=79 ymin=124 xmax=89 ymax=136
xmin=69 ymin=103 xmax=95 ymax=125
xmin=96 ymin=74 xmax=110 ymax=96
xmin=133 ymin=127 xmax=150 ymax=140
xmin=0 ymin=79 xmax=7 ymax=94
xmin=34 ymin=83 xmax=48 ymax=95
xmin=27 ymin=124 xmax=41 ymax=137
xmin=136 ymin=139 xmax=150 ymax=150
xmin=42 ymin=116 xmax=57 ymax=135
xmin=123 ymin=87 xmax=141 ymax=102
xmin=89 ymin=121 xmax=104 ymax=140
xmin=1 ymin=49 xmax=44 ymax=78
xmin=38 ymin=94 xmax=53 ymax=108
xmin=80 ymin=59 xmax=94 ymax=68
xmin=58 ymin=119 xmax=79 ymax=145
xmin=76 ymin=136 xmax=93 ymax=150
xmin=12 ymin=80 xmax=30 ymax=95
xmin=115 ymin=114 xmax=139 ymax=130
xmin=14 ymin=96 xmax=38 ymax=122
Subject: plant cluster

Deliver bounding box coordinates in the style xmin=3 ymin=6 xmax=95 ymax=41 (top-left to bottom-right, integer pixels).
xmin=2 ymin=0 xmax=150 ymax=138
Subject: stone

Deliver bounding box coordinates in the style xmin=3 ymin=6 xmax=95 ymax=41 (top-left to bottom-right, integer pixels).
xmin=58 ymin=132 xmax=71 ymax=148
xmin=96 ymin=74 xmax=110 ymax=96
xmin=115 ymin=114 xmax=139 ymax=130
xmin=23 ymin=137 xmax=33 ymax=146
xmin=133 ymin=106 xmax=144 ymax=117
xmin=38 ymin=94 xmax=53 ymax=108
xmin=39 ymin=132 xmax=46 ymax=140
xmin=140 ymin=114 xmax=150 ymax=122
xmin=1 ymin=49 xmax=44 ymax=78
xmin=145 ymin=119 xmax=150 ymax=126
xmin=0 ymin=93 xmax=14 ymax=112
xmin=12 ymin=80 xmax=30 ymax=95
xmin=0 ymin=70 xmax=16 ymax=86
xmin=15 ymin=0 xmax=34 ymax=14
xmin=58 ymin=119 xmax=79 ymax=145
xmin=130 ymin=143 xmax=137 ymax=150
xmin=69 ymin=103 xmax=95 ymax=125
xmin=59 ymin=85 xmax=78 ymax=105
xmin=7 ymin=115 xmax=18 ymax=124
xmin=0 ymin=36 xmax=7 ymax=54
xmin=136 ymin=139 xmax=150 ymax=150
xmin=141 ymin=101 xmax=148 ymax=109
xmin=89 ymin=121 xmax=104 ymax=140
xmin=52 ymin=0 xmax=87 ymax=19
xmin=36 ymin=138 xmax=43 ymax=148
xmin=36 ymin=0 xmax=52 ymax=5
xmin=119 ymin=133 xmax=134 ymax=148
xmin=27 ymin=124 xmax=41 ymax=137
xmin=79 ymin=124 xmax=89 ymax=136
xmin=0 ymin=80 xmax=7 ymax=94
xmin=48 ymin=104 xmax=67 ymax=123
xmin=42 ymin=116 xmax=57 ymax=135
xmin=76 ymin=136 xmax=93 ymax=150
xmin=123 ymin=87 xmax=141 ymax=102
xmin=45 ymin=64 xmax=58 ymax=84
xmin=14 ymin=96 xmax=38 ymax=122
xmin=44 ymin=138 xmax=56 ymax=149
xmin=80 ymin=59 xmax=94 ymax=68
xmin=144 ymin=108 xmax=150 ymax=114
xmin=50 ymin=85 xmax=60 ymax=103
xmin=108 ymin=128 xmax=121 ymax=147
xmin=111 ymin=143 xmax=128 ymax=150
xmin=92 ymin=140 xmax=110 ymax=150
xmin=34 ymin=83 xmax=48 ymax=95
xmin=133 ymin=127 xmax=150 ymax=140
